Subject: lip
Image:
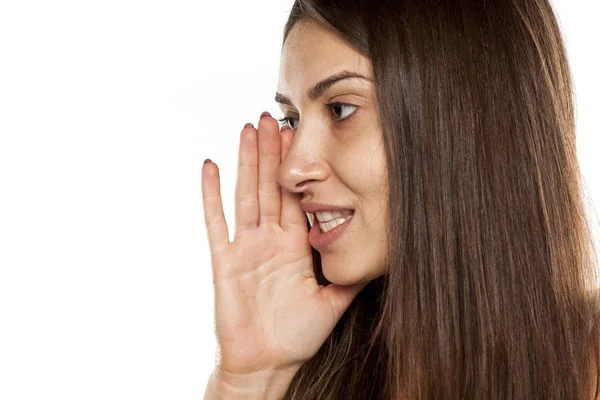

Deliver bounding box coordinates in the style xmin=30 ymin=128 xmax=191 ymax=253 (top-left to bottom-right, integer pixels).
xmin=300 ymin=201 xmax=355 ymax=214
xmin=308 ymin=213 xmax=354 ymax=250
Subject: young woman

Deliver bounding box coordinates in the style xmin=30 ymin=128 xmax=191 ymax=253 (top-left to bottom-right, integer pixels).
xmin=202 ymin=0 xmax=600 ymax=398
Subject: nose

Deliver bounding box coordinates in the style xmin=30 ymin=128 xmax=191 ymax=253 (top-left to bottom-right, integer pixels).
xmin=277 ymin=131 xmax=329 ymax=194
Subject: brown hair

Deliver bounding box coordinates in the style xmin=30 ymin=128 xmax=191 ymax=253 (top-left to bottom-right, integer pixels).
xmin=279 ymin=0 xmax=600 ymax=399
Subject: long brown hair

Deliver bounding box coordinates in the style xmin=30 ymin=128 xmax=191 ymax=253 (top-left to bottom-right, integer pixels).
xmin=279 ymin=0 xmax=600 ymax=398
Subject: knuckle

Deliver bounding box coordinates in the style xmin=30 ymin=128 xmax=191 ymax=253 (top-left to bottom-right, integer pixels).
xmin=258 ymin=181 xmax=280 ymax=193
xmin=259 ymin=150 xmax=281 ymax=158
xmin=236 ymin=192 xmax=258 ymax=205
xmin=204 ymin=217 xmax=221 ymax=227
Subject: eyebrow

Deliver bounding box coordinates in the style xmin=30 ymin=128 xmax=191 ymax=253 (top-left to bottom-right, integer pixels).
xmin=274 ymin=70 xmax=374 ymax=106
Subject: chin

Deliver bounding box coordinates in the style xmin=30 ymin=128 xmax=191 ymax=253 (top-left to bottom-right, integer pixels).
xmin=322 ymin=265 xmax=367 ymax=286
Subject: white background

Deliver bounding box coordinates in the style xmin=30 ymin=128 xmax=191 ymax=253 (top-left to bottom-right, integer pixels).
xmin=0 ymin=1 xmax=598 ymax=399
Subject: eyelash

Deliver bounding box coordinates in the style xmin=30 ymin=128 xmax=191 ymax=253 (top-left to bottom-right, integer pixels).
xmin=277 ymin=102 xmax=359 ymax=131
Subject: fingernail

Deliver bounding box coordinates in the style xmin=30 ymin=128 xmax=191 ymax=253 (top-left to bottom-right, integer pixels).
xmin=244 ymin=122 xmax=253 ymax=129
xmin=260 ymin=111 xmax=271 ymax=119
xmin=204 ymin=158 xmax=212 ymax=164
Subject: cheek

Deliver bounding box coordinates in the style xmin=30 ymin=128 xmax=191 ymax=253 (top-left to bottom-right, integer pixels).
xmin=336 ymin=142 xmax=383 ymax=179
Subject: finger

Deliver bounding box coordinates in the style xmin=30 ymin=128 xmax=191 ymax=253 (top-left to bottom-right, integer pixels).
xmin=234 ymin=123 xmax=259 ymax=237
xmin=201 ymin=160 xmax=230 ymax=256
xmin=279 ymin=128 xmax=306 ymax=231
xmin=257 ymin=114 xmax=282 ymax=226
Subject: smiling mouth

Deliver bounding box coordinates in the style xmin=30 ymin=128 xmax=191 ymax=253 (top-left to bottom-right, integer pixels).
xmin=308 ymin=210 xmax=355 ymax=250
xmin=306 ymin=210 xmax=355 ymax=232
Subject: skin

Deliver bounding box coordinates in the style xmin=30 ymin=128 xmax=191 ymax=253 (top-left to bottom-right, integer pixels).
xmin=201 ymin=20 xmax=378 ymax=378
xmin=275 ymin=20 xmax=389 ymax=285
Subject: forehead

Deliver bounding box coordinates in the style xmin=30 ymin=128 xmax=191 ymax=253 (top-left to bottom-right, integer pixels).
xmin=277 ymin=20 xmax=372 ymax=96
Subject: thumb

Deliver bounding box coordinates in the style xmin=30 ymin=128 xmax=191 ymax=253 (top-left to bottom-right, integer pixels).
xmin=321 ymin=280 xmax=370 ymax=322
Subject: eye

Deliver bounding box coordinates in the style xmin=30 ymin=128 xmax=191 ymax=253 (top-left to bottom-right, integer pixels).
xmin=327 ymin=102 xmax=358 ymax=121
xmin=277 ymin=102 xmax=359 ymax=132
xmin=276 ymin=116 xmax=299 ymax=132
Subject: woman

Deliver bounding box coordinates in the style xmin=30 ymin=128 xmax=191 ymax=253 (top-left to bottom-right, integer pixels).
xmin=202 ymin=0 xmax=600 ymax=398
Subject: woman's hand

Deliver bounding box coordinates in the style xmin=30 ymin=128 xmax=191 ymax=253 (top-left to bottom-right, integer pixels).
xmin=201 ymin=113 xmax=368 ymax=376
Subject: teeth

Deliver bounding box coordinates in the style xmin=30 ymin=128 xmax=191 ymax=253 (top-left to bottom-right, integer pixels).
xmin=315 ymin=209 xmax=353 ymax=223
xmin=306 ymin=210 xmax=354 ymax=230
xmin=319 ymin=214 xmax=353 ymax=233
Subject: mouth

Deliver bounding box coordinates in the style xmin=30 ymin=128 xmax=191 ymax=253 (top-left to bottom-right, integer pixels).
xmin=307 ymin=210 xmax=355 ymax=250
xmin=306 ymin=209 xmax=355 ymax=232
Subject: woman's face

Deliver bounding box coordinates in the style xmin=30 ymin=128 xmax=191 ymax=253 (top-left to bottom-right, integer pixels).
xmin=276 ymin=20 xmax=388 ymax=285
